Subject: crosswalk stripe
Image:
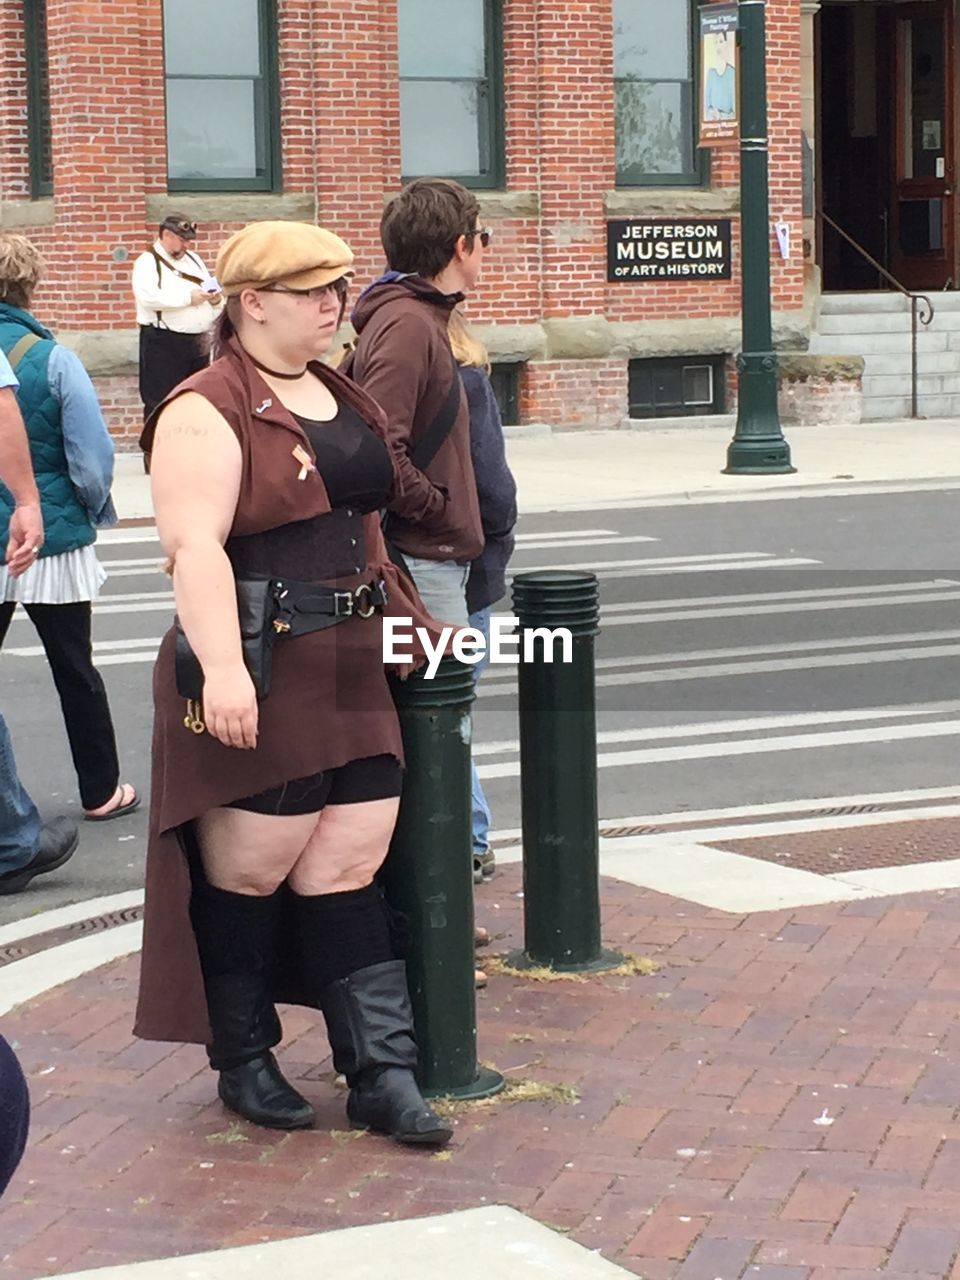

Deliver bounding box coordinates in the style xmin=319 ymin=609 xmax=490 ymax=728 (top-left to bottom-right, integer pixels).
xmin=601 ymin=578 xmax=959 ymax=613
xmin=599 ymin=589 xmax=960 ymax=625
xmin=478 ymin=627 xmax=960 ymax=683
xmin=561 ymin=557 xmax=821 ymax=580
xmin=514 ymin=528 xmax=617 ymax=541
xmin=475 ymin=718 xmax=960 ymax=778
xmin=471 ymin=698 xmax=960 ymax=757
xmin=477 ymin=641 xmax=960 ymax=697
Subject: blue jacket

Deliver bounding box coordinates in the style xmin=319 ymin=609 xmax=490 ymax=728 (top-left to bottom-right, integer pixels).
xmin=462 ymin=365 xmax=518 ymax=614
xmin=0 ymin=304 xmax=116 ymax=560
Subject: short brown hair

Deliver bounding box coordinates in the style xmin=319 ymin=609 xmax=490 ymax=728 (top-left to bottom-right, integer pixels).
xmin=0 ymin=234 xmax=43 ymax=310
xmin=380 ymin=178 xmax=481 ymax=279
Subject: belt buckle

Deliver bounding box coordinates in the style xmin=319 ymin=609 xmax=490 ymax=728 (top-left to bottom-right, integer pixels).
xmin=354 ymin=582 xmax=376 ymax=619
xmin=334 ymin=590 xmax=354 ymax=617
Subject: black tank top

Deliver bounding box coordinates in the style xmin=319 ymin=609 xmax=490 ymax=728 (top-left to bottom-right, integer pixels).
xmin=226 ymin=399 xmax=393 ymax=582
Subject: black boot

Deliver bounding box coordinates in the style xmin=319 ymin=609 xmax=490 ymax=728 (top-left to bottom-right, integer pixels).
xmin=321 ymin=960 xmax=453 ymax=1147
xmin=190 ymin=877 xmax=315 ymax=1131
xmin=291 ymin=887 xmax=450 ymax=1146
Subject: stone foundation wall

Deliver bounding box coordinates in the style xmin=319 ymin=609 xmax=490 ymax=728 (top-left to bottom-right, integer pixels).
xmin=777 ymin=354 xmax=865 ymax=427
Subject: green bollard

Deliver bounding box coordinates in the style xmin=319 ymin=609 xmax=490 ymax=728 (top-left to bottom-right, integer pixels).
xmin=383 ymin=655 xmax=504 ymax=1100
xmin=510 ymin=571 xmax=623 ymax=973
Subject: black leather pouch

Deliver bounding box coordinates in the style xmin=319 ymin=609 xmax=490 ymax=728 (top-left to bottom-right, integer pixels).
xmin=175 ymin=577 xmax=278 ymax=702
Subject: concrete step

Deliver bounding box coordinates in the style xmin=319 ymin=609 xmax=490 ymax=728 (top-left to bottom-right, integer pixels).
xmin=820 ymin=290 xmax=960 ymax=314
xmin=862 ymin=391 xmax=960 ymax=419
xmin=860 ymin=373 xmax=960 ymax=398
xmin=819 ymin=292 xmax=910 ymax=314
xmin=818 ymin=313 xmax=921 ymax=335
xmin=839 ymin=350 xmax=960 ymax=376
xmin=861 ymin=394 xmax=914 ymax=418
xmin=809 ymin=330 xmax=950 ymax=354
xmin=819 ymin=312 xmax=960 ymax=336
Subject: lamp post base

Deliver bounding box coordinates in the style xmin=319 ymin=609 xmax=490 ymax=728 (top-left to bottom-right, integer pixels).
xmin=723 ymin=350 xmax=796 ymax=475
xmin=723 ymin=435 xmax=796 ymax=475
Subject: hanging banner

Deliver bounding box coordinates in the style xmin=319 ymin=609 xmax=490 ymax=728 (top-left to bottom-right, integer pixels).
xmin=699 ymin=3 xmax=739 ymax=146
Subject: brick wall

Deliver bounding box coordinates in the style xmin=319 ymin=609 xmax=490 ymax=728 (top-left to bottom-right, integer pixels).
xmin=522 ymin=359 xmax=626 ymax=429
xmin=0 ymin=0 xmax=806 ymax=440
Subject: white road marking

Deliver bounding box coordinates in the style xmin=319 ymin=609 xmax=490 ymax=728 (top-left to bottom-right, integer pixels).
xmin=600 ymin=589 xmax=960 ymax=626
xmin=475 ymin=718 xmax=960 ymax=778
xmin=511 ymin=554 xmax=821 ymax=575
xmin=472 ymin=699 xmax=960 ymax=756
xmin=514 ymin=528 xmax=618 ymax=541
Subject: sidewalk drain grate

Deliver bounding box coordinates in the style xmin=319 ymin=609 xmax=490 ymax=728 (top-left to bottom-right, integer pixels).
xmin=0 ymin=905 xmax=143 ymax=967
xmin=810 ymin=804 xmax=886 ymax=817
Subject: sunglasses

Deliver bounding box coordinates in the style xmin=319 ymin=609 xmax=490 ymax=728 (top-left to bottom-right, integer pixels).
xmin=465 ymin=226 xmax=493 ymax=248
xmin=259 ymin=278 xmax=350 ymax=303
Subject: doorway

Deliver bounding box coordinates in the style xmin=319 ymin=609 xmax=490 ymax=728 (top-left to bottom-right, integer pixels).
xmin=818 ymin=0 xmax=955 ymax=291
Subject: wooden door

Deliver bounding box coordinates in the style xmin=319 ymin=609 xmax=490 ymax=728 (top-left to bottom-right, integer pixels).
xmin=889 ymin=1 xmax=955 ymax=290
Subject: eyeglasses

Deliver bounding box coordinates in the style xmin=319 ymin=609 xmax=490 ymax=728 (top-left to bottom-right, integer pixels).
xmin=259 ymin=278 xmax=350 ymax=303
xmin=464 ymin=226 xmax=493 ymax=249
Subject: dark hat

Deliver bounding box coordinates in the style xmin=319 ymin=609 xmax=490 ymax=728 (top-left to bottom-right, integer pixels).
xmin=159 ymin=213 xmax=197 ymax=240
xmin=216 ymin=221 xmax=354 ymax=298
xmin=0 ymin=1035 xmax=29 ymax=1197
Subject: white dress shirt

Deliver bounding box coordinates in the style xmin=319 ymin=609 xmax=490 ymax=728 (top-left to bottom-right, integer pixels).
xmin=131 ymin=241 xmax=224 ymax=333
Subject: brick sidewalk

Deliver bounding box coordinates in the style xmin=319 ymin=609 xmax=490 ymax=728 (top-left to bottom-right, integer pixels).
xmin=4 ymin=868 xmax=960 ymax=1279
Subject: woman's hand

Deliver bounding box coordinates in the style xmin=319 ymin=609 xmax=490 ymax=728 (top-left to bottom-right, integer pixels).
xmin=6 ymin=502 xmax=43 ymax=577
xmin=201 ymin=662 xmax=259 ymax=749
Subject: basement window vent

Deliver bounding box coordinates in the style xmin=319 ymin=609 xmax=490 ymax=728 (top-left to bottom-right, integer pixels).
xmin=490 ymin=362 xmax=522 ymax=426
xmin=629 ymin=355 xmax=725 ymax=418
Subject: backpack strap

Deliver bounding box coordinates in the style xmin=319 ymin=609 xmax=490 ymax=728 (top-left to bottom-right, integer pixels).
xmin=5 ymin=332 xmax=42 ymax=373
xmin=409 ymin=353 xmax=462 ymax=472
xmin=150 ymin=248 xmax=206 ymax=288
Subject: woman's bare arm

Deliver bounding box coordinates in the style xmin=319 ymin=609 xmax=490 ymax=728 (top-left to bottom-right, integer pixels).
xmin=150 ymin=393 xmax=257 ymax=749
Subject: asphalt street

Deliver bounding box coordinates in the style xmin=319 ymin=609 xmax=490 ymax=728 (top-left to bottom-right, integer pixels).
xmin=3 ymin=484 xmax=960 ymax=924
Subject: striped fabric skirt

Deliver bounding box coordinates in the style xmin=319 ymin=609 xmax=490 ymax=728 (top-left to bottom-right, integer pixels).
xmin=0 ymin=545 xmax=107 ymax=605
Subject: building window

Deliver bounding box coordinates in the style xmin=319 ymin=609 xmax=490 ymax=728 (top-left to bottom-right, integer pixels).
xmin=163 ymin=0 xmax=280 ymax=192
xmin=614 ymin=0 xmax=707 ymax=187
xmin=24 ymin=0 xmax=52 ymax=198
xmin=399 ymin=0 xmax=505 ymax=189
xmin=490 ymin=362 xmax=521 ymax=426
xmin=628 ymin=356 xmax=725 ymax=418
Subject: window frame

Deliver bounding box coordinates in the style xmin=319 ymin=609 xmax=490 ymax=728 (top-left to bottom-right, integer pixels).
xmin=614 ymin=0 xmax=709 ymax=189
xmin=24 ymin=0 xmax=53 ymax=199
xmin=164 ymin=0 xmax=282 ymax=194
xmin=399 ymin=0 xmax=505 ymax=191
xmin=628 ymin=355 xmax=726 ymax=419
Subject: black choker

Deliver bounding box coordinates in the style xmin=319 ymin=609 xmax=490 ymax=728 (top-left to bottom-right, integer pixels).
xmin=248 ymin=353 xmax=308 ymax=380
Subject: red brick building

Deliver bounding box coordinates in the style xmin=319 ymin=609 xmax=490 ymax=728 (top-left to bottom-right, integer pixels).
xmin=0 ymin=1 xmax=882 ymax=442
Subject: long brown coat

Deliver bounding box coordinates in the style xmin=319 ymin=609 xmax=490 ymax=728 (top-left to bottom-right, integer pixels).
xmin=134 ymin=338 xmax=444 ymax=1045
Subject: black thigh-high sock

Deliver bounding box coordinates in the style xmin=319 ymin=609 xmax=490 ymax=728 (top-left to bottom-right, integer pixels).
xmin=188 ymin=874 xmax=284 ymax=1070
xmin=291 ymin=883 xmax=394 ymax=992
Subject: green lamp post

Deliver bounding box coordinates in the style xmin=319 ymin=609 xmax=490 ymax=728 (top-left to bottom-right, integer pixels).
xmin=724 ymin=0 xmax=795 ymax=475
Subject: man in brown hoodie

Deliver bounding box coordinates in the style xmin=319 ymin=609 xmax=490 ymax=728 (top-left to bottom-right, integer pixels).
xmin=348 ymin=179 xmax=489 ymax=626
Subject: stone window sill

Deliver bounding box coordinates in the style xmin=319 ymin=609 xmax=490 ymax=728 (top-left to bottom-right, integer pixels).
xmin=0 ymin=199 xmax=55 ymax=228
xmin=145 ymin=192 xmax=316 ymax=224
xmin=383 ymin=190 xmax=539 ymax=219
xmin=605 ymin=188 xmax=740 ymax=217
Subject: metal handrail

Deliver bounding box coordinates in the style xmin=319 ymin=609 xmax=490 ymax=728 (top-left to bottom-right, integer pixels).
xmin=816 ymin=208 xmax=935 ymax=419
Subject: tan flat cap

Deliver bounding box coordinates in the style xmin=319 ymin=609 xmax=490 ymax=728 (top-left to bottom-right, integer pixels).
xmin=216 ymin=221 xmax=355 ymax=297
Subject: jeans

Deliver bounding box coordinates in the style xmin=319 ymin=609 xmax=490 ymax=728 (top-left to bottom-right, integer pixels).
xmin=469 ymin=607 xmax=492 ymax=856
xmin=0 ymin=602 xmax=120 ymax=811
xmin=0 ymin=713 xmax=41 ymax=874
xmin=403 ymin=557 xmax=470 ymax=628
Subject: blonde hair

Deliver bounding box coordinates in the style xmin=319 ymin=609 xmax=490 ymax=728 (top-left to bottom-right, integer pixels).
xmin=0 ymin=234 xmax=43 ymax=309
xmin=448 ymin=308 xmax=490 ymax=372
